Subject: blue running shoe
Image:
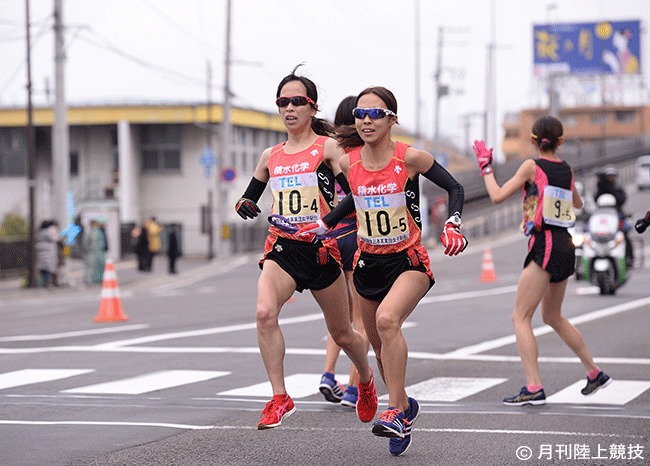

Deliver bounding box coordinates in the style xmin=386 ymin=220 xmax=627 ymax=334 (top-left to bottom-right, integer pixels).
xmin=318 ymin=372 xmax=344 ymax=403
xmin=503 ymin=386 xmax=546 ymax=406
xmin=389 ymin=397 xmax=420 ymax=456
xmin=340 ymin=385 xmax=358 ymax=408
xmin=581 ymin=371 xmax=612 ymax=396
xmin=372 ymin=408 xmax=408 ymax=438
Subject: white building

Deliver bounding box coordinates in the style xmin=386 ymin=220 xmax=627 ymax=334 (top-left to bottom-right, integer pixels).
xmin=0 ymin=102 xmax=289 ymax=259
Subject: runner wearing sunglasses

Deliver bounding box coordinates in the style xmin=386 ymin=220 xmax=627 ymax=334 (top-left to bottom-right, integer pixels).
xmin=297 ymin=86 xmax=468 ymax=456
xmin=234 ymin=67 xmax=377 ymax=430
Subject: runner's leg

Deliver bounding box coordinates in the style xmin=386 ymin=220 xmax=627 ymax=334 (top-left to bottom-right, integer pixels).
xmin=257 ymin=260 xmax=297 ymax=395
xmin=512 ymin=261 xmax=550 ymax=386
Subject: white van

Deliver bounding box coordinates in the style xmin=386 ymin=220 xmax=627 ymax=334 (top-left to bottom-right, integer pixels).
xmin=636 ymin=155 xmax=650 ymax=190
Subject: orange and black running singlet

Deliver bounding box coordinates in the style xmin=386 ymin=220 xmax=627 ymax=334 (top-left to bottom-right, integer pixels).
xmin=267 ymin=135 xmax=337 ymax=240
xmin=347 ymin=142 xmax=422 ymax=254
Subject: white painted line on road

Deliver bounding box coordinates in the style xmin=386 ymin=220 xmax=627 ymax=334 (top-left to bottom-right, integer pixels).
xmin=380 ymin=377 xmax=507 ymax=402
xmin=218 ymin=373 xmax=349 ymax=399
xmin=576 ymin=286 xmax=601 ymax=295
xmin=444 ymin=295 xmax=650 ymax=357
xmin=547 ymin=380 xmax=650 ymax=405
xmin=0 ymin=324 xmax=150 ymax=342
xmin=62 ymin=370 xmax=230 ymax=395
xmin=0 ymin=420 xmax=215 ymax=430
xmin=0 ymin=369 xmax=94 ymax=390
xmin=93 ymin=313 xmax=324 ymax=348
xmin=0 ymin=420 xmax=642 ymax=437
xmin=419 ymin=285 xmax=518 ymax=304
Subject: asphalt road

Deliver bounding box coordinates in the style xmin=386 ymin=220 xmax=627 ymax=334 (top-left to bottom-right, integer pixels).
xmin=1 ymin=188 xmax=649 ymax=466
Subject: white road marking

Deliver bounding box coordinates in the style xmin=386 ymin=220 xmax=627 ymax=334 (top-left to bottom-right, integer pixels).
xmin=218 ymin=373 xmax=349 ymax=399
xmin=419 ymin=285 xmax=518 ymax=304
xmin=93 ymin=313 xmax=324 ymax=348
xmin=547 ymin=380 xmax=650 ymax=405
xmin=0 ymin=369 xmax=94 ymax=390
xmin=0 ymin=324 xmax=150 ymax=342
xmin=444 ymin=295 xmax=650 ymax=357
xmin=379 ymin=377 xmax=507 ymax=402
xmin=0 ymin=420 xmax=639 ymax=438
xmin=62 ymin=370 xmax=229 ymax=395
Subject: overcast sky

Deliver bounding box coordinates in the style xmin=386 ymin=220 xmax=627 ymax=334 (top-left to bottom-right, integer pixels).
xmin=1 ymin=0 xmax=649 ymax=157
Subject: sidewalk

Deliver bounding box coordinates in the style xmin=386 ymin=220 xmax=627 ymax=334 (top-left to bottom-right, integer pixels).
xmin=0 ymin=253 xmax=239 ymax=301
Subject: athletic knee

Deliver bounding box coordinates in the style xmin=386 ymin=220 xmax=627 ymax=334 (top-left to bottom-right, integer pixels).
xmin=375 ymin=313 xmax=400 ymax=338
xmin=256 ymin=303 xmax=279 ymax=331
xmin=542 ymin=312 xmax=562 ymax=328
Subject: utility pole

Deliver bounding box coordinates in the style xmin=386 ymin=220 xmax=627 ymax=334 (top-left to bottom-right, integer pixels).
xmin=414 ymin=0 xmax=422 ymax=148
xmin=484 ymin=0 xmax=497 ymax=161
xmin=217 ymin=0 xmax=232 ymax=258
xmin=53 ymin=0 xmax=70 ymax=232
xmin=432 ymin=25 xmax=446 ymax=156
xmin=25 ymin=0 xmax=37 ymax=287
xmin=206 ymin=61 xmax=214 ymax=260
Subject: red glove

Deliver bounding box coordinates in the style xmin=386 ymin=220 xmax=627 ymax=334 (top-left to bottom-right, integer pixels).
xmin=295 ymin=219 xmax=328 ymax=239
xmin=440 ymin=215 xmax=468 ymax=256
xmin=472 ymin=140 xmax=493 ymax=176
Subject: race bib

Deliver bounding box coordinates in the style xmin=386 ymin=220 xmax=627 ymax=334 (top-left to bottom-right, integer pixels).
xmin=542 ymin=185 xmax=575 ymax=227
xmin=354 ymin=192 xmax=410 ymax=245
xmin=271 ymin=172 xmax=320 ymax=223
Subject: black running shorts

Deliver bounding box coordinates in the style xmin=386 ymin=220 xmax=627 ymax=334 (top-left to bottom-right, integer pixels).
xmin=260 ymin=236 xmax=342 ymax=292
xmin=353 ymin=248 xmax=435 ymax=302
xmin=524 ymin=228 xmax=575 ymax=283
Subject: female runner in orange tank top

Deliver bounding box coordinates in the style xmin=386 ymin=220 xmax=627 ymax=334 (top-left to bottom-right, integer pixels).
xmin=234 ymin=67 xmax=377 ymax=431
xmin=298 ymin=86 xmax=468 ymax=456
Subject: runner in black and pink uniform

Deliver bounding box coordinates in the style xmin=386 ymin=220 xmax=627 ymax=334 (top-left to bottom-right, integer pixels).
xmin=473 ymin=115 xmax=612 ymax=407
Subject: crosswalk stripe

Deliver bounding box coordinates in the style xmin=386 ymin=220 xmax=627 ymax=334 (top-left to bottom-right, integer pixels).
xmin=217 ymin=373 xmax=350 ymax=399
xmin=546 ymin=380 xmax=650 ymax=405
xmin=62 ymin=370 xmax=230 ymax=395
xmin=378 ymin=377 xmax=508 ymax=402
xmin=0 ymin=369 xmax=94 ymax=390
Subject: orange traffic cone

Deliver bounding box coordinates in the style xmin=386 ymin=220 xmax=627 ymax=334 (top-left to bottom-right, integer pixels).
xmin=93 ymin=260 xmax=128 ymax=322
xmin=479 ymin=248 xmax=497 ymax=282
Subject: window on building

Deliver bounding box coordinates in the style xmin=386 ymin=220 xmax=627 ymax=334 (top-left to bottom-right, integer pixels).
xmin=590 ymin=114 xmax=607 ymax=125
xmin=615 ymin=110 xmax=636 ymax=123
xmin=562 ymin=115 xmax=576 ymax=126
xmin=70 ymin=151 xmax=79 ymax=176
xmin=0 ymin=130 xmax=27 ymax=176
xmin=141 ymin=124 xmax=181 ymax=172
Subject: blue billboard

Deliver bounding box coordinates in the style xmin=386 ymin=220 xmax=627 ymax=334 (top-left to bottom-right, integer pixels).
xmin=533 ymin=20 xmax=640 ymax=76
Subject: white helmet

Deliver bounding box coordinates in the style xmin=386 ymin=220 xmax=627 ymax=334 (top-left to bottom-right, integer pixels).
xmin=596 ymin=193 xmax=617 ymax=207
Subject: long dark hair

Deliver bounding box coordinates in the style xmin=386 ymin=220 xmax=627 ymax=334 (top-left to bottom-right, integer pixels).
xmin=276 ymin=64 xmax=334 ymax=137
xmin=531 ymin=115 xmax=563 ymax=152
xmin=334 ymin=96 xmax=356 ymax=127
xmin=336 ymin=86 xmax=398 ymax=150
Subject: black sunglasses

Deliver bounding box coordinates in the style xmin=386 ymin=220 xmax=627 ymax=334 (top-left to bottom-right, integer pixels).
xmin=275 ymin=95 xmax=316 ymax=108
xmin=352 ymin=107 xmax=396 ymax=119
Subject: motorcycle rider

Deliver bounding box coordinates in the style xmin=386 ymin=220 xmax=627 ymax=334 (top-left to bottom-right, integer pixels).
xmin=594 ymin=166 xmax=633 ymax=266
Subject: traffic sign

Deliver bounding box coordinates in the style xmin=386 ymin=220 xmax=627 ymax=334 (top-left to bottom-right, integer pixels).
xmin=222 ymin=167 xmax=236 ymax=182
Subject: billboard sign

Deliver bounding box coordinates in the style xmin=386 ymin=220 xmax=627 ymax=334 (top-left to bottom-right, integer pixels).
xmin=533 ymin=20 xmax=640 ymax=76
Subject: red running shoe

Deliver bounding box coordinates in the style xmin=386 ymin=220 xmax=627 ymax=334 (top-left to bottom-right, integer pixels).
xmin=257 ymin=393 xmax=296 ymax=430
xmin=356 ymin=369 xmax=378 ymax=422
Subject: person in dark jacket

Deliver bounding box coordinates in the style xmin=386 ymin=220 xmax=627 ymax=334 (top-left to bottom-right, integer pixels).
xmin=167 ymin=227 xmax=181 ymax=274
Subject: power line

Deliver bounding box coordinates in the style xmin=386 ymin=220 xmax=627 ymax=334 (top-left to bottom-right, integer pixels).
xmin=78 ymin=26 xmax=224 ymax=93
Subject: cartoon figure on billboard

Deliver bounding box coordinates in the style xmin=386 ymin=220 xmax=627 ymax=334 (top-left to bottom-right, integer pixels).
xmin=602 ymin=28 xmax=639 ymax=74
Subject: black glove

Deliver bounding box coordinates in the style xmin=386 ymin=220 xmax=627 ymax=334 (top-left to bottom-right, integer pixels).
xmin=235 ymin=198 xmax=261 ymax=219
xmin=635 ymin=217 xmax=649 ymax=234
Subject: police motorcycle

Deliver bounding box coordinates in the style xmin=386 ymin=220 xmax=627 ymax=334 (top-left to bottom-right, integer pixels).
xmin=581 ymin=194 xmax=628 ymax=295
